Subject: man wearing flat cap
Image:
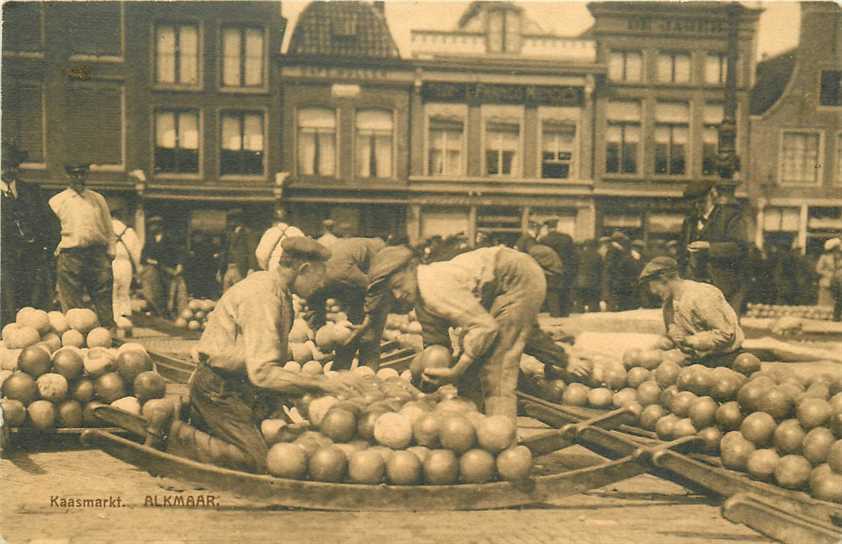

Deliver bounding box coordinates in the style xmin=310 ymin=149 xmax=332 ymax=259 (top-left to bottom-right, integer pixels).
xmin=143 ymin=236 xmax=364 ymax=473
xmin=306 ymin=236 xmax=386 ymax=369
xmin=49 ymin=162 xmax=116 ymax=329
xmin=639 ymin=256 xmax=744 ymax=365
xmin=363 ymin=245 xmax=589 ymax=420
xmin=219 ymin=208 xmax=258 ymax=292
xmin=1 ymin=143 xmax=56 ymax=325
xmin=678 ymin=180 xmax=749 ymax=315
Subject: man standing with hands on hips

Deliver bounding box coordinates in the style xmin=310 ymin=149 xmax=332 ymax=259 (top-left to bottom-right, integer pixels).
xmin=49 ymin=163 xmax=116 ymax=329
xmin=678 ymin=180 xmax=749 ymax=316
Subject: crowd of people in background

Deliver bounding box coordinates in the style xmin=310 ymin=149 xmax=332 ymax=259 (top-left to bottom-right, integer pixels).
xmin=3 ymin=140 xmax=842 ymax=329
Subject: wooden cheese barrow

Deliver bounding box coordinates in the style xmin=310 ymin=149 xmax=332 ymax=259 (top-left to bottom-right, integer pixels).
xmin=81 ymin=404 xmax=701 ymax=511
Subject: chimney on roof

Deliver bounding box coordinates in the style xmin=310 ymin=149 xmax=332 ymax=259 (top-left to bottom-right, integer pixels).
xmin=373 ymin=1 xmax=385 ymax=15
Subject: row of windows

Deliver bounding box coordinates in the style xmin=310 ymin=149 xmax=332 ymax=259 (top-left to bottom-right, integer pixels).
xmin=609 ymin=50 xmax=736 ymax=86
xmin=605 ymin=100 xmax=731 ymax=178
xmin=296 ymin=108 xmax=394 ymax=179
xmin=155 ymin=110 xmax=265 ymax=176
xmin=155 ymin=23 xmax=265 ymax=89
xmin=7 ymin=88 xmax=841 ymax=185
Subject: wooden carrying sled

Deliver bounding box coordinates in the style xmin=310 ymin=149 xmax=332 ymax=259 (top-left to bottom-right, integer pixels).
xmin=82 ymin=404 xmax=703 ymax=511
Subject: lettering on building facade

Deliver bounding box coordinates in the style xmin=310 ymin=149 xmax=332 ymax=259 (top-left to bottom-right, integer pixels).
xmin=422 ymin=82 xmax=583 ymax=107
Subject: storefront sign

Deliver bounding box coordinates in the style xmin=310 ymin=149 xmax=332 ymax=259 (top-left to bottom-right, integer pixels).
xmin=625 ymin=17 xmax=726 ymax=35
xmin=423 ymin=82 xmax=583 ymax=107
xmin=288 ymin=65 xmax=393 ymax=81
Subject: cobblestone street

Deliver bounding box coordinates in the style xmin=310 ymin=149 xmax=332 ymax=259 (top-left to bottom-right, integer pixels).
xmin=1 ymin=430 xmax=768 ymax=544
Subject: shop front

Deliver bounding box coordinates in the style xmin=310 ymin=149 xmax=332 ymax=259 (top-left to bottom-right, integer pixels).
xmin=596 ymin=197 xmax=687 ymax=243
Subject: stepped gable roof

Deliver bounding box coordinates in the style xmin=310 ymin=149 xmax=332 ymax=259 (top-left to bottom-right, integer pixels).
xmin=750 ymin=49 xmax=796 ymax=116
xmin=288 ymin=1 xmax=399 ymax=59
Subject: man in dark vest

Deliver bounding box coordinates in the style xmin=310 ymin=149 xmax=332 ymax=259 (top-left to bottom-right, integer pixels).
xmin=1 ymin=143 xmax=56 ymax=325
xmin=678 ymin=181 xmax=749 ymax=315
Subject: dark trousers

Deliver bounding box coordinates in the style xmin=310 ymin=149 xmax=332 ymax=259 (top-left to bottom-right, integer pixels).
xmin=544 ymin=288 xmax=562 ymax=317
xmin=56 ymin=247 xmax=114 ymax=328
xmin=1 ymin=243 xmax=48 ymax=327
xmin=188 ymin=364 xmax=269 ymax=472
xmin=577 ymin=287 xmax=600 ymax=313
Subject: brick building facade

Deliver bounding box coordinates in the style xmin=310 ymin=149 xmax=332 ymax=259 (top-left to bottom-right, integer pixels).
xmin=2 ymin=1 xmax=287 ymax=245
xmin=3 ymin=1 xmax=770 ymax=249
xmin=588 ymin=2 xmax=761 ymax=242
xmin=748 ymin=2 xmax=842 ymax=257
xmin=278 ymin=1 xmax=413 ymax=239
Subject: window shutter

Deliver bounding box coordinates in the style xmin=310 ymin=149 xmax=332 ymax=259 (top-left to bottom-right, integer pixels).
xmin=1 ymin=82 xmax=44 ymax=162
xmin=66 ymin=83 xmax=123 ymax=165
xmin=67 ymin=2 xmax=121 ymax=56
xmin=3 ymin=2 xmax=41 ymax=52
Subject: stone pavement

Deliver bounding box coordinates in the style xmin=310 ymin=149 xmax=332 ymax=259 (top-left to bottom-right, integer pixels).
xmin=1 ymin=437 xmax=769 ymax=544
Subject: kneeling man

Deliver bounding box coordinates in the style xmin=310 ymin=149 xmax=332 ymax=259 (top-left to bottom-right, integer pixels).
xmin=639 ymin=256 xmax=744 ymax=366
xmin=146 ymin=237 xmax=360 ymax=473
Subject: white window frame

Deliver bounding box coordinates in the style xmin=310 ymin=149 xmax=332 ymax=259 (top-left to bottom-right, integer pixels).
xmin=702 ymin=102 xmax=723 ymax=178
xmin=151 ymin=108 xmax=203 ymax=180
xmin=656 ymin=50 xmax=692 ymax=85
xmin=353 ymin=108 xmax=397 ymax=181
xmin=218 ymin=107 xmax=269 ymax=180
xmin=704 ymin=52 xmax=727 ymax=86
xmin=653 ymin=101 xmax=691 ymax=178
xmin=68 ymin=2 xmax=126 ymax=63
xmin=604 ymin=100 xmax=644 ymax=178
xmin=537 ymin=106 xmax=580 ymax=180
xmin=424 ymin=103 xmax=468 ymax=177
xmin=778 ymin=129 xmax=824 ymax=187
xmin=2 ymin=2 xmax=45 ymax=59
xmin=295 ymin=106 xmax=340 ymax=179
xmin=481 ymin=105 xmax=524 ymax=178
xmin=219 ymin=23 xmax=269 ymax=93
xmin=608 ymin=50 xmax=643 ymax=83
xmin=152 ymin=20 xmax=203 ymax=91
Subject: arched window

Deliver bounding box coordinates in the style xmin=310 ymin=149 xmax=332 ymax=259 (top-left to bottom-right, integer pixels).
xmin=356 ymin=109 xmax=393 ymax=178
xmin=297 ymin=108 xmax=337 ymax=177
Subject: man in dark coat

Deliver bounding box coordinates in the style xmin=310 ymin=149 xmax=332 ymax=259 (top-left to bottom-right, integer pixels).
xmin=140 ymin=216 xmax=185 ymax=317
xmin=678 ymin=181 xmax=750 ymax=315
xmin=1 ymin=144 xmax=57 ymax=325
xmin=538 ymin=219 xmax=577 ymax=317
xmin=219 ymin=209 xmax=258 ymax=293
xmin=601 ymin=232 xmax=639 ymax=312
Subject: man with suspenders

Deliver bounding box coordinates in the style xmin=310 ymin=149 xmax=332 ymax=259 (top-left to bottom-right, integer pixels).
xmin=110 ymin=200 xmax=142 ymax=325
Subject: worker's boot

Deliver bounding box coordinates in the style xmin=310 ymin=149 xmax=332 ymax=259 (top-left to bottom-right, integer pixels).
xmin=165 ymin=420 xmax=257 ymax=472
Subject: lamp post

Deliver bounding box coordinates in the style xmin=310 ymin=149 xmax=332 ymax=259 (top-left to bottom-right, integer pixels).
xmin=717 ymin=2 xmax=741 ymax=186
